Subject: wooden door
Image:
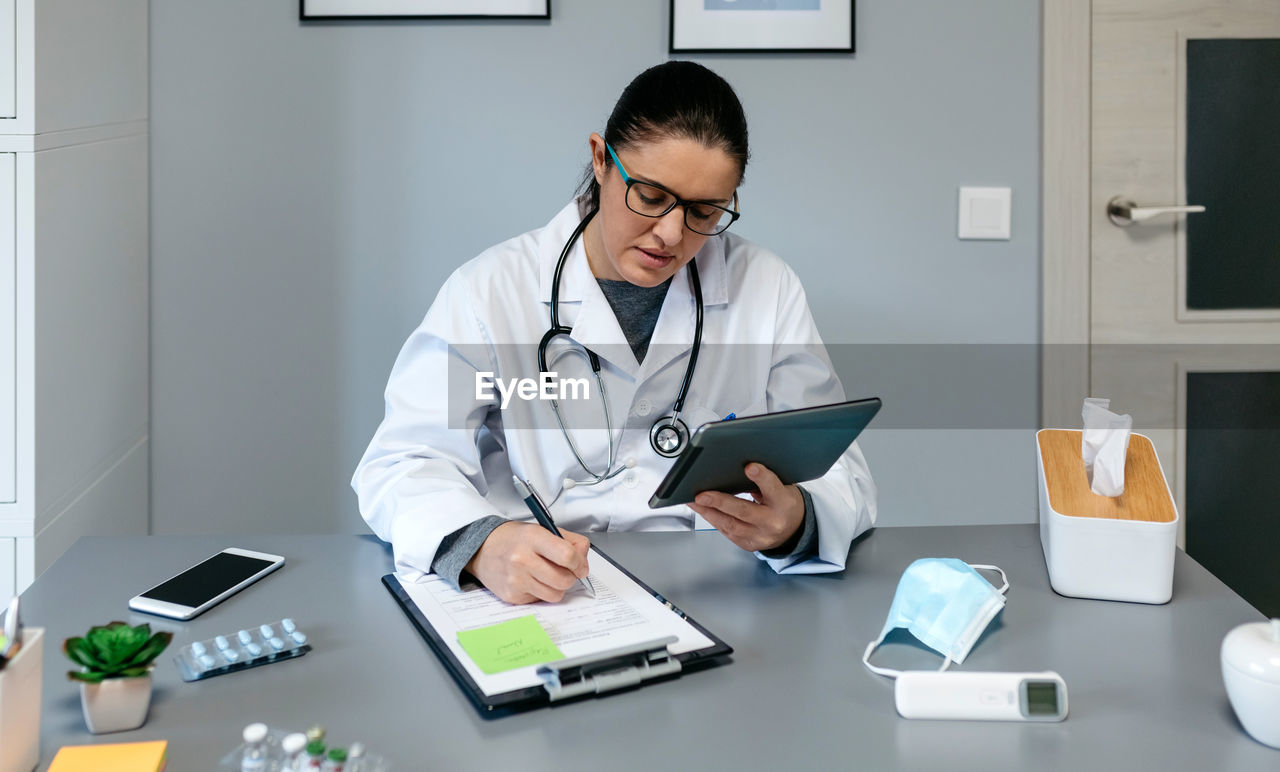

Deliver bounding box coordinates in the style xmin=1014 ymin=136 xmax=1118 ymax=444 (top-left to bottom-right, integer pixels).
xmin=1089 ymin=0 xmax=1280 ymax=615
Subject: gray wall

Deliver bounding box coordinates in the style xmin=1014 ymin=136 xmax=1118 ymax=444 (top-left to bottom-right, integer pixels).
xmin=150 ymin=1 xmax=1041 ymax=535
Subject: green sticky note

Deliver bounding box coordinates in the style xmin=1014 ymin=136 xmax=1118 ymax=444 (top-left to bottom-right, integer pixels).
xmin=457 ymin=615 xmax=564 ymax=675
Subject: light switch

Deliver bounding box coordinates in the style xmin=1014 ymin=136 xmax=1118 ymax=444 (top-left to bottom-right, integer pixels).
xmin=958 ymin=186 xmax=1012 ymax=240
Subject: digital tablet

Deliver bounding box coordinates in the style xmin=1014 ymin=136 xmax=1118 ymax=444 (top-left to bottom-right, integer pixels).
xmin=648 ymin=398 xmax=882 ymax=509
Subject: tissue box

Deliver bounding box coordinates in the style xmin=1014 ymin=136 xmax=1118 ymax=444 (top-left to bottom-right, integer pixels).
xmin=1037 ymin=429 xmax=1178 ymax=604
xmin=0 ymin=628 xmax=44 ymax=772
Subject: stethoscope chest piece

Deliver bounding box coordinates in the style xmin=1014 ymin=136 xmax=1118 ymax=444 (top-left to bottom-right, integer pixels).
xmin=649 ymin=416 xmax=689 ymax=458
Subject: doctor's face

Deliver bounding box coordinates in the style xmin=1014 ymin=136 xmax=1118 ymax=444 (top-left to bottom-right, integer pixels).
xmin=585 ymin=134 xmax=741 ymax=288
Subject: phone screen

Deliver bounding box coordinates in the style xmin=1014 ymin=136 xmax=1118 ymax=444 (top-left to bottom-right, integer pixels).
xmin=140 ymin=552 xmax=276 ymax=607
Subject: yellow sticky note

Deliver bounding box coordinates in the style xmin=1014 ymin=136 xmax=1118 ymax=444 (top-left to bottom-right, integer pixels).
xmin=48 ymin=740 xmax=168 ymax=772
xmin=457 ymin=614 xmax=564 ymax=675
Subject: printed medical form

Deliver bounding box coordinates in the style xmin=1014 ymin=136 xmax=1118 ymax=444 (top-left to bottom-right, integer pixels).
xmin=399 ymin=548 xmax=715 ymax=696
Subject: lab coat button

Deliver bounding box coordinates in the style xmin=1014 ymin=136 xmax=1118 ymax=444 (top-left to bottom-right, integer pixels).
xmin=624 ymin=471 xmax=639 ymax=488
xmin=634 ymin=399 xmax=652 ymax=417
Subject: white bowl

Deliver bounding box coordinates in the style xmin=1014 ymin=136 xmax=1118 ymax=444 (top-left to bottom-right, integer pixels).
xmin=1221 ymin=619 xmax=1280 ymax=749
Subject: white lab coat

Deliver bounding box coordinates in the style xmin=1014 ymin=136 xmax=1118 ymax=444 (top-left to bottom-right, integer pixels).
xmin=353 ymin=201 xmax=876 ymax=580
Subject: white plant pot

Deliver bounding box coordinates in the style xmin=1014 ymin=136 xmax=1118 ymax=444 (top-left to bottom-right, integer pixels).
xmin=79 ymin=674 xmax=153 ymax=734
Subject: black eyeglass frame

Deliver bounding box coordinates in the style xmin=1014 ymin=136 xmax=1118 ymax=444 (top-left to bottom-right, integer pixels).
xmin=605 ymin=143 xmax=741 ymax=236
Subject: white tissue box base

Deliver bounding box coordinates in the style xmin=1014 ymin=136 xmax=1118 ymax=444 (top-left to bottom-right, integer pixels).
xmin=1037 ymin=430 xmax=1177 ymax=605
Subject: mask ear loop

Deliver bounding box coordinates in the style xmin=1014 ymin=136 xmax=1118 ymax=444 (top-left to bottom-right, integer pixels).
xmin=862 ymin=633 xmax=955 ymax=679
xmin=967 ymin=564 xmax=1010 ymax=595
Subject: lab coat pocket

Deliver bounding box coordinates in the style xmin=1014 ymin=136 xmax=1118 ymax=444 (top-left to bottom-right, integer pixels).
xmin=682 ymin=405 xmax=723 ymax=434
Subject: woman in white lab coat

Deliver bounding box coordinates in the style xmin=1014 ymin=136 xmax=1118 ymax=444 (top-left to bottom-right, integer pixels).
xmin=353 ymin=61 xmax=875 ymax=604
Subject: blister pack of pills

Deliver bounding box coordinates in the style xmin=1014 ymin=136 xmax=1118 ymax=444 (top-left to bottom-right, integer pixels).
xmin=174 ymin=618 xmax=311 ymax=682
xmin=219 ymin=724 xmax=390 ymax=772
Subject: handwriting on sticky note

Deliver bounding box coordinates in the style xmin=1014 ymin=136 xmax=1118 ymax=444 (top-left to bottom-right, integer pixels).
xmin=457 ymin=615 xmax=564 ymax=675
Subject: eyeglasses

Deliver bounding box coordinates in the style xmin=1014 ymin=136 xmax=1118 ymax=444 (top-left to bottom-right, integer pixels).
xmin=605 ymin=143 xmax=741 ymax=236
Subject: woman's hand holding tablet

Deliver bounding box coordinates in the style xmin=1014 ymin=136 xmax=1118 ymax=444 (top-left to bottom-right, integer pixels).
xmin=687 ymin=462 xmax=807 ymax=552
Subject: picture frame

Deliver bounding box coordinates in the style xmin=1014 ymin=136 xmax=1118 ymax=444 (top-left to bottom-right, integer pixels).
xmin=300 ymin=0 xmax=550 ymax=21
xmin=669 ymin=0 xmax=854 ymax=54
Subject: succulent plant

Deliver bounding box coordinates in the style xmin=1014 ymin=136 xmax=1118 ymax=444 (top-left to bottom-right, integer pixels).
xmin=63 ymin=621 xmax=173 ymax=683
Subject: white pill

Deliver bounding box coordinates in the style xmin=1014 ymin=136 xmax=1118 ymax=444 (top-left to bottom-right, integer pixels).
xmin=245 ymin=642 xmax=263 ymax=657
xmin=191 ymin=641 xmax=207 ymax=656
xmin=222 ymin=648 xmax=240 ymax=662
xmin=290 ymin=631 xmax=307 ymax=646
xmin=238 ymin=630 xmax=253 ymax=645
xmin=281 ymin=618 xmax=296 ymax=634
xmin=269 ymin=636 xmax=285 ymax=651
xmin=260 ymin=624 xmax=275 ymax=639
xmin=243 ymin=723 xmax=269 ymax=744
xmin=198 ymin=654 xmax=217 ymax=669
xmin=215 ymin=635 xmax=230 ymax=650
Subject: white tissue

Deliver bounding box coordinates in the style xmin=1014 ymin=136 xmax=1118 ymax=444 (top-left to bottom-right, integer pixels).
xmin=1082 ymin=397 xmax=1132 ymax=497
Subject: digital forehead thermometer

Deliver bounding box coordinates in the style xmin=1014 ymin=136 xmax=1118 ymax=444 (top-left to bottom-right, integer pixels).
xmin=894 ymin=671 xmax=1068 ymax=722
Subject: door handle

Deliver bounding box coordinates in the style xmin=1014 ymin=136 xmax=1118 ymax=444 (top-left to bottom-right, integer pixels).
xmin=1107 ymin=196 xmax=1206 ymax=227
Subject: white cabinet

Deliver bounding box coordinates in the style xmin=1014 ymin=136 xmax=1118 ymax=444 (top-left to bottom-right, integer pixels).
xmin=1 ymin=0 xmax=14 ymax=119
xmin=1 ymin=153 xmax=14 ymax=504
xmin=0 ymin=538 xmax=13 ymax=600
xmin=0 ymin=0 xmax=148 ymax=595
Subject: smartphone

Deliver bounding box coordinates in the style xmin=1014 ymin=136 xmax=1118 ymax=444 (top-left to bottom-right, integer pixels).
xmin=127 ymin=547 xmax=285 ymax=620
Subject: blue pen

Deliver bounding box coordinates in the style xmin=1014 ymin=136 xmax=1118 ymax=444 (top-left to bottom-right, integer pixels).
xmin=724 ymin=413 xmax=736 ymax=421
xmin=512 ymin=476 xmax=597 ymax=599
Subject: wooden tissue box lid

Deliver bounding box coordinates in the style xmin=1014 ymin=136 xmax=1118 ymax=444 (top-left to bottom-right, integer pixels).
xmin=1038 ymin=429 xmax=1176 ymax=523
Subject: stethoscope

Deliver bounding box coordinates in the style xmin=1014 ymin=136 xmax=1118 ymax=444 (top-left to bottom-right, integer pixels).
xmin=538 ymin=208 xmax=703 ymax=491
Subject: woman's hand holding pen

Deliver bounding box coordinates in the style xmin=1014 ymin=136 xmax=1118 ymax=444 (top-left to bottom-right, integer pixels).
xmin=466 ymin=522 xmax=592 ymax=605
xmin=689 ymin=463 xmax=805 ymax=554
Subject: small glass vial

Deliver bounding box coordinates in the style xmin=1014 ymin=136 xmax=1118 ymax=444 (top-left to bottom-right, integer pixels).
xmin=280 ymin=732 xmax=308 ymax=772
xmin=240 ymin=723 xmax=269 ymax=772
xmin=321 ymin=747 xmax=347 ymax=772
xmin=346 ymin=742 xmax=365 ymax=772
xmin=304 ymin=740 xmax=327 ymax=771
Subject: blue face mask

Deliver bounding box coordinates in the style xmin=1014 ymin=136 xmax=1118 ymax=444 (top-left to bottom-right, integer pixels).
xmin=862 ymin=558 xmax=1009 ymax=678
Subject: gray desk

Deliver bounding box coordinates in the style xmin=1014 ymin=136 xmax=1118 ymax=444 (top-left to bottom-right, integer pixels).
xmin=19 ymin=526 xmax=1275 ymax=770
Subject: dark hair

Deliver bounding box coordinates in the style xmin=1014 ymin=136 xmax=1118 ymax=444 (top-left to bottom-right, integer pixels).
xmin=577 ymin=61 xmax=750 ymax=211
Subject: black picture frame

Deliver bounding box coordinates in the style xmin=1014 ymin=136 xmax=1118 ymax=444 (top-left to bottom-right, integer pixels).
xmin=669 ymin=0 xmax=854 ymax=54
xmin=300 ymin=0 xmax=550 ymax=21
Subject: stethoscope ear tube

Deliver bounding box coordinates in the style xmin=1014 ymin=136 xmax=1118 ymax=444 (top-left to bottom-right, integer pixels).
xmin=539 ymin=326 xmax=600 ymax=374
xmin=542 ymin=210 xmax=602 ymax=376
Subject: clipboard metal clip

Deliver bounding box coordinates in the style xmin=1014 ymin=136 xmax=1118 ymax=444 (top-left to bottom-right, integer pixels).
xmin=536 ymin=636 xmax=681 ymax=702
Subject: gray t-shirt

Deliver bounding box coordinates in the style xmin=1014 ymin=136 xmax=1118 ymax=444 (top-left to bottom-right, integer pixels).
xmin=596 ymin=277 xmax=671 ymax=364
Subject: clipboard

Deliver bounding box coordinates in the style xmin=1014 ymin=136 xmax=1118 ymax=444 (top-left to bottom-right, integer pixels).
xmin=383 ymin=546 xmax=732 ymax=718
